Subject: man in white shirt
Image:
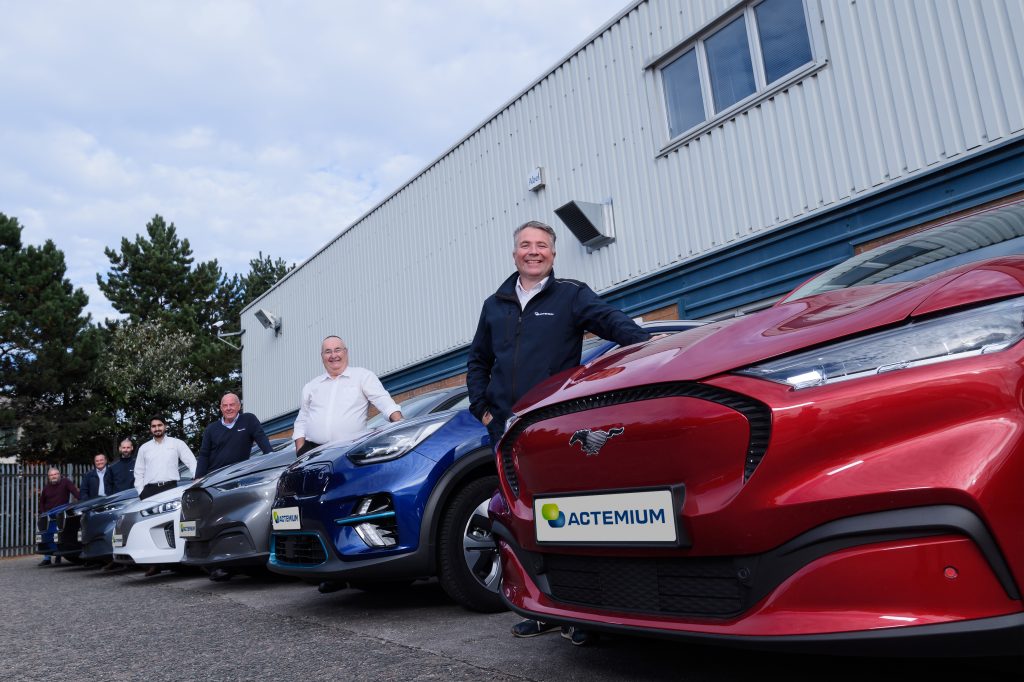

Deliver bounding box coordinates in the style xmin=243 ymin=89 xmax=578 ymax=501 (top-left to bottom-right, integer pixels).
xmin=292 ymin=336 xmax=403 ymax=455
xmin=134 ymin=415 xmax=197 ymax=499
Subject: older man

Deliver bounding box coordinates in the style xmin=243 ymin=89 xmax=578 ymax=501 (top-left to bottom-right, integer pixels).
xmin=195 ymin=393 xmax=273 ymax=478
xmin=292 ymin=336 xmax=403 ymax=456
xmin=38 ymin=467 xmax=79 ymax=566
xmin=80 ymin=453 xmax=115 ymax=502
xmin=467 ymin=220 xmax=650 ymax=645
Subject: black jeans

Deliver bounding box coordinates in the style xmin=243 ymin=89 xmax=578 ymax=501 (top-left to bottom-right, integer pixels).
xmin=296 ymin=440 xmax=322 ymax=456
xmin=140 ymin=480 xmax=176 ymax=500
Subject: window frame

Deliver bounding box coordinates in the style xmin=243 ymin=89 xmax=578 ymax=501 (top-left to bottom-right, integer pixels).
xmin=650 ymin=0 xmax=827 ymax=155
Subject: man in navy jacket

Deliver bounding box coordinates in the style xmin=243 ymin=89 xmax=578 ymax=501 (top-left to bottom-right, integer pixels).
xmin=109 ymin=438 xmax=137 ymax=493
xmin=80 ymin=453 xmax=115 ymax=501
xmin=467 ymin=220 xmax=650 ymax=445
xmin=194 ymin=393 xmax=273 ymax=479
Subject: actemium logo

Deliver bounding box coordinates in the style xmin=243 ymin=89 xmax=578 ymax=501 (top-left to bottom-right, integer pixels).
xmin=540 ymin=503 xmax=566 ymax=528
xmin=272 ymin=511 xmax=280 ymax=523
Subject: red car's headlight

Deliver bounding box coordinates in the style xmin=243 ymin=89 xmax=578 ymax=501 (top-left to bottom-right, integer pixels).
xmin=736 ymin=297 xmax=1024 ymax=389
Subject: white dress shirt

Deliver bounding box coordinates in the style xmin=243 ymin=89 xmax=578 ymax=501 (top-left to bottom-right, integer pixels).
xmin=96 ymin=468 xmax=106 ymax=497
xmin=292 ymin=366 xmax=401 ymax=445
xmin=516 ymin=276 xmax=549 ymax=309
xmin=134 ymin=436 xmax=197 ymax=493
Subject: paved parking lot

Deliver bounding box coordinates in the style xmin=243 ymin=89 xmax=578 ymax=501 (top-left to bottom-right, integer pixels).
xmin=3 ymin=556 xmax=1018 ymax=681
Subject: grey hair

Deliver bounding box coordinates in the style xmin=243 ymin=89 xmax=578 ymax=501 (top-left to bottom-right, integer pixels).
xmin=47 ymin=467 xmax=60 ymax=475
xmin=513 ymin=221 xmax=557 ymax=248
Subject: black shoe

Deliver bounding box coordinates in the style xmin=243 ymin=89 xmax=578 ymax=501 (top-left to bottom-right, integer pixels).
xmin=144 ymin=566 xmax=162 ymax=577
xmin=208 ymin=568 xmax=232 ymax=582
xmin=53 ymin=557 xmax=62 ymax=565
xmin=37 ymin=559 xmax=52 ymax=567
xmin=560 ymin=626 xmax=597 ymax=647
xmin=317 ymin=580 xmax=344 ymax=594
xmin=102 ymin=561 xmax=120 ymax=571
xmin=510 ymin=619 xmax=561 ymax=638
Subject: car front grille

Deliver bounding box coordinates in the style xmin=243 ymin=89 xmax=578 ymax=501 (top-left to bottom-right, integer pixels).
xmin=181 ymin=489 xmax=213 ymax=521
xmin=543 ymin=554 xmax=752 ymax=619
xmin=184 ymin=539 xmax=211 ymax=559
xmin=273 ymin=533 xmax=326 ymax=565
xmin=500 ymin=382 xmax=772 ymax=497
xmin=36 ymin=515 xmax=49 ymax=533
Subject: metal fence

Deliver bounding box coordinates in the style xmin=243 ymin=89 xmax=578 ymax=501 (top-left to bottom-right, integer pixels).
xmin=1 ymin=463 xmax=90 ymax=558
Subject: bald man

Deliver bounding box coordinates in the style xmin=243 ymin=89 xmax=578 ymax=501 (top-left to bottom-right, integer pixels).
xmin=194 ymin=393 xmax=273 ymax=478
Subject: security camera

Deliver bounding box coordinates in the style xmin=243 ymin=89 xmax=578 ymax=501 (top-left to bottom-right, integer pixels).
xmin=254 ymin=308 xmax=281 ymax=334
xmin=211 ymin=320 xmax=226 ymax=330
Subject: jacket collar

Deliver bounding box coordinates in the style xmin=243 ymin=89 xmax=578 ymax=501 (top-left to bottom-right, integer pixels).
xmin=496 ymin=270 xmax=555 ymax=301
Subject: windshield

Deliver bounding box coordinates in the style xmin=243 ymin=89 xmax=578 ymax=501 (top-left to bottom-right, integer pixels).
xmin=787 ymin=201 xmax=1024 ymax=301
xmin=366 ymin=390 xmax=453 ymax=428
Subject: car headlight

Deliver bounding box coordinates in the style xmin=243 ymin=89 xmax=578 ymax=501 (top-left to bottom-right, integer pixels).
xmin=140 ymin=500 xmax=181 ymax=517
xmin=213 ymin=469 xmax=282 ymax=491
xmin=736 ymin=297 xmax=1024 ymax=389
xmin=346 ymin=415 xmax=450 ymax=465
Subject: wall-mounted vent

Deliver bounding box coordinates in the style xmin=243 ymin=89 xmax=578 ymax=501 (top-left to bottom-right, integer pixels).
xmin=554 ymin=200 xmax=616 ymax=252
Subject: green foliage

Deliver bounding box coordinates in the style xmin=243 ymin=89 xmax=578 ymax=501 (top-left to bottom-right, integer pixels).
xmin=0 ymin=213 xmax=109 ymax=463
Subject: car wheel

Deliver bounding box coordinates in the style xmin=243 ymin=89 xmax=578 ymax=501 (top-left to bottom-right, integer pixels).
xmin=437 ymin=475 xmax=505 ymax=613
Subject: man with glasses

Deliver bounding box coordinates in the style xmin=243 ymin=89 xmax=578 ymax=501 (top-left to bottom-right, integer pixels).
xmin=292 ymin=336 xmax=403 ymax=456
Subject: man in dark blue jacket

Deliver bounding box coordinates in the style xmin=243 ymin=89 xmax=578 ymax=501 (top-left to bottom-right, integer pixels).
xmin=80 ymin=453 xmax=115 ymax=501
xmin=194 ymin=393 xmax=273 ymax=479
xmin=109 ymin=438 xmax=137 ymax=493
xmin=467 ymin=221 xmax=649 ymax=645
xmin=467 ymin=220 xmax=650 ymax=445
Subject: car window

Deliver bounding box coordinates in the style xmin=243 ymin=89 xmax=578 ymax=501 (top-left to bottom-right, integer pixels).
xmin=787 ymin=201 xmax=1024 ymax=301
xmin=366 ymin=391 xmax=448 ymax=428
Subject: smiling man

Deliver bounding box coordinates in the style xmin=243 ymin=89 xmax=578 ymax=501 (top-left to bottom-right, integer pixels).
xmin=194 ymin=393 xmax=273 ymax=479
xmin=292 ymin=336 xmax=403 ymax=455
xmin=135 ymin=415 xmax=197 ymax=500
xmin=466 ymin=220 xmax=650 ymax=645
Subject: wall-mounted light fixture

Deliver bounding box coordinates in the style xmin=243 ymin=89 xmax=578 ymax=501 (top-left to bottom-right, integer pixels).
xmin=211 ymin=320 xmax=244 ymax=350
xmin=554 ymin=199 xmax=616 ymax=252
xmin=254 ymin=308 xmax=282 ymax=336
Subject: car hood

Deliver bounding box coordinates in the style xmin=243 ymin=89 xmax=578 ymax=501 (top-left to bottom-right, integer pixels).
xmin=198 ymin=449 xmax=297 ymax=488
xmin=517 ymin=256 xmax=1024 ymax=409
xmin=68 ymin=487 xmax=139 ymax=514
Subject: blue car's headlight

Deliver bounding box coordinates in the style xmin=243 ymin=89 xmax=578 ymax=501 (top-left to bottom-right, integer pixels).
xmin=736 ymin=297 xmax=1024 ymax=389
xmin=346 ymin=415 xmax=450 ymax=465
xmin=212 ymin=469 xmax=282 ymax=492
xmin=141 ymin=500 xmax=181 ymax=517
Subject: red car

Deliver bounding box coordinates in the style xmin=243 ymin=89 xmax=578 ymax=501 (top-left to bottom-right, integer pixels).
xmin=490 ymin=200 xmax=1024 ymax=656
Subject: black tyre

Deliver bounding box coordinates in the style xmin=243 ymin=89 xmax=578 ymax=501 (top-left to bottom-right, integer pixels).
xmin=437 ymin=474 xmax=505 ymax=613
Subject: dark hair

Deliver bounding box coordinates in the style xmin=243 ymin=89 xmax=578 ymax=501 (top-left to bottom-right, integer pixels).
xmin=149 ymin=415 xmax=167 ymax=426
xmin=513 ymin=220 xmax=557 ymax=247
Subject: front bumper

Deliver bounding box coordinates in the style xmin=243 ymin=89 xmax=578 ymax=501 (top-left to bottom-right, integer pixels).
xmin=79 ymin=510 xmax=120 ymax=560
xmin=112 ymin=509 xmax=183 ymax=566
xmin=180 ymin=482 xmax=276 ymax=569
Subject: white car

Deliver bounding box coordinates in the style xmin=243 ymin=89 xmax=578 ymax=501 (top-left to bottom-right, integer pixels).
xmin=111 ymin=484 xmax=187 ymax=568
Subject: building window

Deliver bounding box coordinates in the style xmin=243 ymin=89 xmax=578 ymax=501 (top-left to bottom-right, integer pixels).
xmin=660 ymin=0 xmax=815 ymax=140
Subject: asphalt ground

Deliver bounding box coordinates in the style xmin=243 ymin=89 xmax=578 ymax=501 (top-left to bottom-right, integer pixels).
xmin=3 ymin=555 xmax=1020 ymax=681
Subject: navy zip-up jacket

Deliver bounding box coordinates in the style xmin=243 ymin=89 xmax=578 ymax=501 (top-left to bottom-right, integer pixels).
xmin=195 ymin=412 xmax=273 ymax=478
xmin=466 ymin=271 xmax=650 ymax=431
xmin=80 ymin=467 xmax=115 ymax=501
xmin=109 ymin=456 xmax=136 ymax=493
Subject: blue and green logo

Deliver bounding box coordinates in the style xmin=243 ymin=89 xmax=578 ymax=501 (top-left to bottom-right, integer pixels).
xmin=541 ymin=503 xmax=565 ymax=528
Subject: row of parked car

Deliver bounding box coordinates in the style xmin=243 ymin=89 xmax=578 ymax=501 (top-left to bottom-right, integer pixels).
xmin=36 ymin=319 xmax=701 ymax=613
xmin=36 ymin=201 xmax=1024 ymax=657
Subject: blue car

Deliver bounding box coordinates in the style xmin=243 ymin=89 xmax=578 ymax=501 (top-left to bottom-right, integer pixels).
xmin=268 ymin=320 xmax=702 ymax=611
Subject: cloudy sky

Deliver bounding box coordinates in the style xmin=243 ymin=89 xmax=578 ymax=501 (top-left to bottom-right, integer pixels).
xmin=1 ymin=0 xmax=626 ymax=321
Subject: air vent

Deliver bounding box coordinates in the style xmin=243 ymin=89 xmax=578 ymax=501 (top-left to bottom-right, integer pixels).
xmin=554 ymin=200 xmax=615 ymax=251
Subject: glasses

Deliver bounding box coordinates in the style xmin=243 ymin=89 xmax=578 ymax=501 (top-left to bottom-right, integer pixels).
xmin=322 ymin=347 xmax=347 ymax=356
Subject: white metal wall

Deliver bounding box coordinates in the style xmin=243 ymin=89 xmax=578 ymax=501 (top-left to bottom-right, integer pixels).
xmin=242 ymin=0 xmax=1024 ymax=421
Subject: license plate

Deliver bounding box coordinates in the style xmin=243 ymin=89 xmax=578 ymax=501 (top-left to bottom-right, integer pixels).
xmin=76 ymin=530 xmax=82 ymax=542
xmin=179 ymin=521 xmax=197 ymax=538
xmin=34 ymin=534 xmax=42 ymax=544
xmin=271 ymin=506 xmax=301 ymax=530
xmin=112 ymin=533 xmax=123 ymax=548
xmin=534 ymin=489 xmax=677 ymax=544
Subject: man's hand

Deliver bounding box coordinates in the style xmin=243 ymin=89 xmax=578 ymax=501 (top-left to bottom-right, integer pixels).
xmin=389 ymin=411 xmax=403 ymax=422
xmin=482 ymin=411 xmax=493 ymax=426
xmin=294 ymin=437 xmax=305 ymax=451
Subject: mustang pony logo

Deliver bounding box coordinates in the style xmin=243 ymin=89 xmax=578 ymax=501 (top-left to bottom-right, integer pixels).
xmin=569 ymin=427 xmax=624 ymax=456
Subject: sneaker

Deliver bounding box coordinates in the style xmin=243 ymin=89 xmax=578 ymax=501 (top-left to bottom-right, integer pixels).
xmin=208 ymin=568 xmax=232 ymax=583
xmin=317 ymin=580 xmax=344 ymax=594
xmin=53 ymin=557 xmax=62 ymax=565
xmin=510 ymin=619 xmax=561 ymax=638
xmin=144 ymin=566 xmax=162 ymax=577
xmin=37 ymin=559 xmax=52 ymax=567
xmin=560 ymin=626 xmax=596 ymax=647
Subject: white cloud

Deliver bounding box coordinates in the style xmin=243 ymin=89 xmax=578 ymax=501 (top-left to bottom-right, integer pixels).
xmin=0 ymin=0 xmax=627 ymax=322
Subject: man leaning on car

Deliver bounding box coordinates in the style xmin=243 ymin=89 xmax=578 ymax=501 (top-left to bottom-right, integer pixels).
xmin=466 ymin=219 xmax=651 ymax=645
xmin=108 ymin=437 xmax=137 ymax=493
xmin=134 ymin=415 xmax=197 ymax=499
xmin=79 ymin=453 xmax=114 ymax=502
xmin=37 ymin=467 xmax=79 ymax=566
xmin=195 ymin=392 xmax=273 ymax=479
xmin=292 ymin=336 xmax=403 ymax=456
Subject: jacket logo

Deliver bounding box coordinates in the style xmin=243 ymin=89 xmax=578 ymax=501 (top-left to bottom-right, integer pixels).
xmin=534 ymin=311 xmax=554 ymax=316
xmin=569 ymin=427 xmax=624 ymax=456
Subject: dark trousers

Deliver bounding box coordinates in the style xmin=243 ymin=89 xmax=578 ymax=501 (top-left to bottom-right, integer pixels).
xmin=140 ymin=480 xmax=176 ymax=500
xmin=296 ymin=440 xmax=322 ymax=456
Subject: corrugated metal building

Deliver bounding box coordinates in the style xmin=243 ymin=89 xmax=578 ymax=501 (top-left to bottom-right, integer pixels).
xmin=241 ymin=0 xmax=1024 ymax=435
